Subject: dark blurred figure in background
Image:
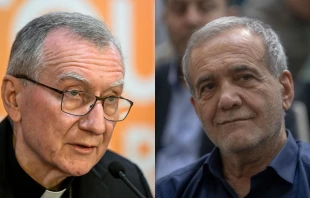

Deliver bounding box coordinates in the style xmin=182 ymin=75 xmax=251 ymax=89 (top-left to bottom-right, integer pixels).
xmin=155 ymin=0 xmax=238 ymax=180
xmin=242 ymin=0 xmax=310 ymax=81
xmin=242 ymin=0 xmax=310 ymax=142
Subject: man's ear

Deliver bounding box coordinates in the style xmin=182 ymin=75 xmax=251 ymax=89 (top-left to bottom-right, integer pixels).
xmin=1 ymin=75 xmax=22 ymax=122
xmin=279 ymin=70 xmax=294 ymax=111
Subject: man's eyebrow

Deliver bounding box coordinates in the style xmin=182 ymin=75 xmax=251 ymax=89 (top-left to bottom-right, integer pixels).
xmin=56 ymin=72 xmax=90 ymax=85
xmin=195 ymin=74 xmax=215 ymax=89
xmin=109 ymin=78 xmax=124 ymax=88
xmin=229 ymin=65 xmax=262 ymax=77
xmin=57 ymin=72 xmax=123 ymax=89
xmin=194 ymin=65 xmax=262 ymax=88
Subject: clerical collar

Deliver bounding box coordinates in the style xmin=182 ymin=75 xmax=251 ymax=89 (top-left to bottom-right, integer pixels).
xmin=41 ymin=188 xmax=67 ymax=198
xmin=8 ymin=131 xmax=74 ymax=198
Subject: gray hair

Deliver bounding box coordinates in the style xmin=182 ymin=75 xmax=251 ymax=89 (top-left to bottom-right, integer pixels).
xmin=7 ymin=12 xmax=123 ymax=80
xmin=182 ymin=16 xmax=288 ymax=95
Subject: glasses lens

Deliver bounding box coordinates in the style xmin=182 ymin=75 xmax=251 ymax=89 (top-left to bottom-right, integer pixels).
xmin=104 ymin=97 xmax=132 ymax=121
xmin=61 ymin=91 xmax=132 ymax=121
xmin=62 ymin=90 xmax=95 ymax=116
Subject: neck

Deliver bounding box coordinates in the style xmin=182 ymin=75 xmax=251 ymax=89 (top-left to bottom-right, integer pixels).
xmin=13 ymin=130 xmax=68 ymax=191
xmin=220 ymin=126 xmax=287 ymax=197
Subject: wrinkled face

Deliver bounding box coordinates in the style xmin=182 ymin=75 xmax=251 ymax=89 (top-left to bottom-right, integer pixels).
xmin=164 ymin=0 xmax=228 ymax=57
xmin=189 ymin=28 xmax=291 ymax=153
xmin=17 ymin=30 xmax=124 ymax=176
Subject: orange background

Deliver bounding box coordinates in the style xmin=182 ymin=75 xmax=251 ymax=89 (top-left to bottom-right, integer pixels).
xmin=0 ymin=0 xmax=155 ymax=194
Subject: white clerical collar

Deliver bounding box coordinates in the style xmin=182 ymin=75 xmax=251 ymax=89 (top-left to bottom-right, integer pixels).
xmin=40 ymin=188 xmax=67 ymax=198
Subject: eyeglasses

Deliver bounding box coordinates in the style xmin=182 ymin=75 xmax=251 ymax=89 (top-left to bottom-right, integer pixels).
xmin=15 ymin=75 xmax=133 ymax=122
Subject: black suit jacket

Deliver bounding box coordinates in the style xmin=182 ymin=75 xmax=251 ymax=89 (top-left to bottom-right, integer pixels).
xmin=0 ymin=117 xmax=152 ymax=198
xmin=155 ymin=63 xmax=215 ymax=157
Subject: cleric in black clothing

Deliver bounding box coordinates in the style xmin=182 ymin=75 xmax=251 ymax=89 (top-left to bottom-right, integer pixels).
xmin=0 ymin=12 xmax=151 ymax=198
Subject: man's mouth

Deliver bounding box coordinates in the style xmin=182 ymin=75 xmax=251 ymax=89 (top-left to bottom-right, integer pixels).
xmin=218 ymin=118 xmax=252 ymax=125
xmin=70 ymin=143 xmax=96 ymax=154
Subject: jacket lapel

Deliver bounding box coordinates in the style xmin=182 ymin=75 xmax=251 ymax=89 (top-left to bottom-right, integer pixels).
xmin=73 ymin=162 xmax=110 ymax=198
xmin=0 ymin=117 xmax=14 ymax=198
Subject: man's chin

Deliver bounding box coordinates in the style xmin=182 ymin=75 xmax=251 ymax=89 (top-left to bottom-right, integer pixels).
xmin=219 ymin=133 xmax=262 ymax=154
xmin=61 ymin=162 xmax=94 ymax=177
xmin=222 ymin=143 xmax=258 ymax=154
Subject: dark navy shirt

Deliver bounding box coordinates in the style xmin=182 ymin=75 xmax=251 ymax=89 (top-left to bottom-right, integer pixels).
xmin=156 ymin=131 xmax=310 ymax=198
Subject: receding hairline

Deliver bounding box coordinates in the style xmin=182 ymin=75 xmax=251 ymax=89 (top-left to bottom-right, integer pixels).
xmin=42 ymin=28 xmax=124 ymax=89
xmin=39 ymin=27 xmax=124 ymax=79
xmin=6 ymin=12 xmax=125 ymax=81
xmin=163 ymin=0 xmax=230 ymax=6
xmin=42 ymin=27 xmax=122 ymax=56
xmin=190 ymin=27 xmax=266 ymax=61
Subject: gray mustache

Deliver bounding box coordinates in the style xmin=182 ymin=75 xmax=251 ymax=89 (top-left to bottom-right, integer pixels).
xmin=215 ymin=113 xmax=256 ymax=125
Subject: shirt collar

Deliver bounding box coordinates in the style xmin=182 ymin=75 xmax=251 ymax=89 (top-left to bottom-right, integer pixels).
xmin=269 ymin=130 xmax=298 ymax=183
xmin=202 ymin=147 xmax=222 ymax=180
xmin=202 ymin=130 xmax=298 ymax=184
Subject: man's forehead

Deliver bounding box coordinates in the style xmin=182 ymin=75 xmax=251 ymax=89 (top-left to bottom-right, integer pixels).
xmin=56 ymin=71 xmax=124 ymax=88
xmin=43 ymin=28 xmax=122 ymax=58
xmin=41 ymin=28 xmax=124 ymax=88
xmin=42 ymin=28 xmax=124 ymax=67
xmin=190 ymin=28 xmax=264 ymax=56
xmin=166 ymin=0 xmax=225 ymax=4
xmin=188 ymin=28 xmax=266 ymax=73
xmin=43 ymin=28 xmax=75 ymax=46
xmin=167 ymin=0 xmax=214 ymax=2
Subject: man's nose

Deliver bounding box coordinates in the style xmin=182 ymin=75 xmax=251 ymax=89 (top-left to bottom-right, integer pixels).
xmin=78 ymin=102 xmax=106 ymax=135
xmin=184 ymin=4 xmax=203 ymax=26
xmin=218 ymin=83 xmax=242 ymax=111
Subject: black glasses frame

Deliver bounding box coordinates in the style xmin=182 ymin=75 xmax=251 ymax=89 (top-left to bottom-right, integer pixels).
xmin=14 ymin=74 xmax=133 ymax=122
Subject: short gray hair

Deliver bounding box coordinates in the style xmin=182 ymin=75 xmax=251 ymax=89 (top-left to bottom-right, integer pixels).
xmin=182 ymin=16 xmax=287 ymax=95
xmin=7 ymin=12 xmax=123 ymax=80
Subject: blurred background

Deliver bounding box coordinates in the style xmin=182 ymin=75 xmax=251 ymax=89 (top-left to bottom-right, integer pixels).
xmin=0 ymin=0 xmax=155 ymax=194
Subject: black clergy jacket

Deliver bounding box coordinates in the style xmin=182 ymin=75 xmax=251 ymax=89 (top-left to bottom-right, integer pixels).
xmin=0 ymin=117 xmax=152 ymax=198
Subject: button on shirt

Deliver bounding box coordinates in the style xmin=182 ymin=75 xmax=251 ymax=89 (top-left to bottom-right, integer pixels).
xmin=156 ymin=130 xmax=310 ymax=198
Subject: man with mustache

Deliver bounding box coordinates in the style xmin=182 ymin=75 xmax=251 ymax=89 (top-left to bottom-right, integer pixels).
xmin=156 ymin=16 xmax=310 ymax=197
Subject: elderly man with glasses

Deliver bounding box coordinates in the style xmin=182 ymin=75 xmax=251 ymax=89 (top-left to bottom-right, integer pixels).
xmin=0 ymin=12 xmax=151 ymax=198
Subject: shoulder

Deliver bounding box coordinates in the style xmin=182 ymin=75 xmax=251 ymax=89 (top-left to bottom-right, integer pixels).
xmin=0 ymin=118 xmax=14 ymax=197
xmin=297 ymin=141 xmax=310 ymax=165
xmin=291 ymin=141 xmax=310 ymax=189
xmin=94 ymin=150 xmax=146 ymax=181
xmin=156 ymin=154 xmax=209 ymax=198
xmin=295 ymin=141 xmax=310 ymax=179
xmin=99 ymin=149 xmax=138 ymax=170
xmin=0 ymin=117 xmax=12 ymax=182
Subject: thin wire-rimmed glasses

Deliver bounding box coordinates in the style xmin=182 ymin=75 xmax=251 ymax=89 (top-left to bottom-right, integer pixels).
xmin=15 ymin=75 xmax=133 ymax=122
